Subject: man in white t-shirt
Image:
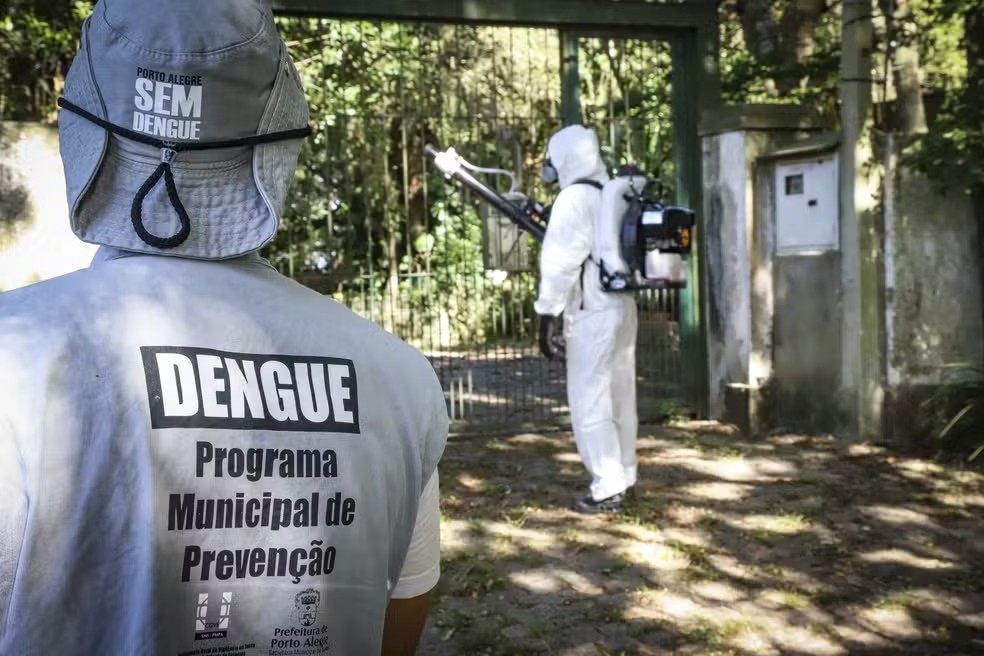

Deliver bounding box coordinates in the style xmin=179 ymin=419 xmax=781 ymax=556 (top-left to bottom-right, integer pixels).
xmin=0 ymin=1 xmax=448 ymax=654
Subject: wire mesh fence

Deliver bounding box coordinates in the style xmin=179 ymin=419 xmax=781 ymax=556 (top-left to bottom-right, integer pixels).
xmin=271 ymin=19 xmax=684 ymax=431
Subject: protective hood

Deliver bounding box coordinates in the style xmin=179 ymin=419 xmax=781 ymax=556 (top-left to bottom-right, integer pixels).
xmin=546 ymin=125 xmax=608 ymax=189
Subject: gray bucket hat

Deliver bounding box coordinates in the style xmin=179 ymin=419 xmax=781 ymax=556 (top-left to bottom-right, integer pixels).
xmin=58 ymin=0 xmax=311 ymax=259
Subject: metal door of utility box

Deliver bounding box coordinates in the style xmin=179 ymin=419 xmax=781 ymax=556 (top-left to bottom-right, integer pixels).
xmin=775 ymin=154 xmax=839 ymax=254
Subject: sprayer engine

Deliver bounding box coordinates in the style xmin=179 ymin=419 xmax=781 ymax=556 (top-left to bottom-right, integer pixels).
xmin=596 ymin=172 xmax=696 ymax=292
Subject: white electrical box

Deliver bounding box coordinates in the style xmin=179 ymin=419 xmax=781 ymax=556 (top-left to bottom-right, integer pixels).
xmin=775 ymin=154 xmax=839 ymax=254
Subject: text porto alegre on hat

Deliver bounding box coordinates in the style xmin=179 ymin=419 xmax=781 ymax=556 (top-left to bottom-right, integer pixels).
xmin=133 ymin=66 xmax=204 ymax=141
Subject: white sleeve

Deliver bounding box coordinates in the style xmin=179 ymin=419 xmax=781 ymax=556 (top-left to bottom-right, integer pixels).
xmin=390 ymin=469 xmax=441 ymax=599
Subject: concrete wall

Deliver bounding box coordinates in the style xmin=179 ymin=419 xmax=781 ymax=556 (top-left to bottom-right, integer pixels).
xmin=700 ymin=108 xmax=828 ymax=431
xmin=0 ymin=122 xmax=96 ymax=292
xmin=702 ymin=130 xmax=750 ymax=418
xmin=700 ymin=106 xmax=983 ymax=443
xmin=883 ymin=141 xmax=984 ymax=444
xmin=887 ymin=167 xmax=983 ymax=385
xmin=772 ymin=252 xmax=845 ymax=431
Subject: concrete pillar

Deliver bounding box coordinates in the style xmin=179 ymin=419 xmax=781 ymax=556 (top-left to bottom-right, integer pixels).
xmin=839 ymin=0 xmax=879 ymax=441
xmin=699 ymin=105 xmax=829 ymax=434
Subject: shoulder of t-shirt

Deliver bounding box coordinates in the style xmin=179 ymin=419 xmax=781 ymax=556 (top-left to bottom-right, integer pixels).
xmin=274 ymin=271 xmax=442 ymax=385
xmin=271 ymin=269 xmax=449 ymax=431
xmin=0 ymin=270 xmax=94 ymax=347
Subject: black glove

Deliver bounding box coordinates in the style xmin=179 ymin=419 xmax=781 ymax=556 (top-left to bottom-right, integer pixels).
xmin=538 ymin=313 xmax=566 ymax=360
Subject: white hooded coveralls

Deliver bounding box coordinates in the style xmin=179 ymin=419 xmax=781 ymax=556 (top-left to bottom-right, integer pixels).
xmin=534 ymin=125 xmax=639 ymax=501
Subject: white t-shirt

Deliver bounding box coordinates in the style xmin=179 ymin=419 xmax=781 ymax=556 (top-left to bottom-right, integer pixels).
xmin=0 ymin=248 xmax=448 ymax=656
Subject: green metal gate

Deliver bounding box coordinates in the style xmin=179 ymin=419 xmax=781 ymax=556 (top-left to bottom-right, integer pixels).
xmin=268 ymin=2 xmax=718 ymax=431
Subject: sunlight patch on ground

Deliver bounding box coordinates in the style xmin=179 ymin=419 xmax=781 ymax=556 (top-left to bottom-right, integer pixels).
xmin=552 ymin=452 xmax=584 ymax=465
xmin=663 ymin=502 xmax=715 ymax=526
xmin=857 ymin=504 xmax=942 ymax=529
xmin=652 ymin=591 xmax=702 ymax=620
xmin=477 ymin=520 xmax=559 ymax=551
xmin=555 ymin=569 xmax=605 ymax=596
xmin=857 ymin=606 xmax=924 ymax=640
xmin=767 ymin=626 xmax=846 ymax=656
xmin=602 ymin=521 xmax=662 ymax=543
xmin=935 ymin=490 xmax=984 ymax=509
xmin=679 ymin=457 xmax=758 ymax=481
xmin=508 ymin=568 xmax=563 ymax=594
xmin=860 ymin=548 xmax=957 ymax=570
xmin=617 ymin=541 xmax=690 ymax=572
xmin=689 ymin=581 xmax=747 ymax=603
xmin=736 ymin=512 xmax=814 ymax=534
xmin=680 ymin=481 xmax=755 ymax=501
xmin=456 ymin=472 xmax=486 ymax=490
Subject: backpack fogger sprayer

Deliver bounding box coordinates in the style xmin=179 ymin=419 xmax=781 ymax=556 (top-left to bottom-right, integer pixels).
xmin=425 ymin=145 xmax=696 ymax=359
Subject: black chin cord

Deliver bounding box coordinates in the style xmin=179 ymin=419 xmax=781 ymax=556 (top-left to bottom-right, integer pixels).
xmin=132 ymin=149 xmax=191 ymax=249
xmin=57 ymin=97 xmax=312 ymax=249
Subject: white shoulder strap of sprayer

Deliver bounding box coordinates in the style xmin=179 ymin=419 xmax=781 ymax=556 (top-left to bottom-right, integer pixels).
xmin=565 ymin=177 xmax=625 ymax=306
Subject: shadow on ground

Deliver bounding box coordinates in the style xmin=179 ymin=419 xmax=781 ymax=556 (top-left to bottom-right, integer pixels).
xmin=418 ymin=423 xmax=984 ymax=655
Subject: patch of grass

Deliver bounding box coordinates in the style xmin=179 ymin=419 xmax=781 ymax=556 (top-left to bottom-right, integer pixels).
xmin=774 ymin=511 xmax=812 ymax=529
xmin=781 ymin=590 xmax=809 ymax=609
xmin=527 ymin=617 xmax=555 ymax=639
xmin=667 ymin=542 xmax=723 ymax=582
xmin=530 ymin=439 xmax=564 ymax=456
xmin=875 ymin=590 xmax=921 ymax=611
xmin=456 ymin=623 xmax=507 ymax=655
xmin=479 ymin=480 xmax=509 ymax=498
xmin=687 ymin=617 xmax=756 ymax=648
xmin=718 ymin=619 xmax=757 ymax=639
xmin=761 ymin=563 xmax=786 ymax=579
xmin=748 ymin=528 xmax=781 ymax=544
xmin=484 ymin=439 xmax=512 ymax=452
xmin=603 ymin=606 xmax=627 ymax=624
xmin=500 ymin=508 xmax=530 ymax=528
xmin=441 ymin=557 xmax=507 ymax=597
xmin=687 ymin=617 xmax=724 ymax=645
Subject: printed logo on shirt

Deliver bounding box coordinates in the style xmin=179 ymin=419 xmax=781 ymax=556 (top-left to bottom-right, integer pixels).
xmin=294 ymin=589 xmax=321 ymax=627
xmin=141 ymin=346 xmax=360 ymax=433
xmin=195 ymin=591 xmax=232 ymax=641
xmin=133 ymin=67 xmax=204 ymax=141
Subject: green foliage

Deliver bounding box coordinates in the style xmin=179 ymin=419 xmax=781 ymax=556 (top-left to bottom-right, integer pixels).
xmin=898 ymin=0 xmax=982 ymax=195
xmin=717 ymin=0 xmax=841 ymax=120
xmin=263 ymin=19 xmax=677 ymax=346
xmin=0 ymin=1 xmax=91 ymax=121
xmin=922 ymin=363 xmax=984 ymax=462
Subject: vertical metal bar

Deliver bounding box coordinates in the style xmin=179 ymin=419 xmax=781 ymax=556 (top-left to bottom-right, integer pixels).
xmin=560 ymin=31 xmax=582 ymax=126
xmin=671 ymin=30 xmax=707 ymax=416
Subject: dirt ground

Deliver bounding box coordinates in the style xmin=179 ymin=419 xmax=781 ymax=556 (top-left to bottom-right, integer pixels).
xmin=417 ymin=423 xmax=984 ymax=655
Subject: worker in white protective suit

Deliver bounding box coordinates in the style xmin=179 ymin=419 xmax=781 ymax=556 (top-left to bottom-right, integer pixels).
xmin=535 ymin=125 xmax=639 ymax=514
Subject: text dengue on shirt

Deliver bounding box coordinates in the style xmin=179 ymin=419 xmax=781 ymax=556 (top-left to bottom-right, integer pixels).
xmin=0 ymin=248 xmax=449 ymax=656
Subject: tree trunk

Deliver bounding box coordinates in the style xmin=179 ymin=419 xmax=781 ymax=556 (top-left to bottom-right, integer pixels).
xmin=880 ymin=0 xmax=927 ymax=135
xmin=735 ymin=0 xmax=779 ymax=66
xmin=733 ymin=0 xmax=829 ymax=95
xmin=776 ymin=0 xmax=828 ymax=93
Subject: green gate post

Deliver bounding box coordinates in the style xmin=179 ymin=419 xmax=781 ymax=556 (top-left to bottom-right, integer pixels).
xmin=672 ymin=30 xmax=709 ymax=418
xmin=560 ymin=31 xmax=582 ymax=126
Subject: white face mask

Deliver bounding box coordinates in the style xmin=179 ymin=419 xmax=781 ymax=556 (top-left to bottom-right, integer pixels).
xmin=541 ymin=158 xmax=558 ymax=185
